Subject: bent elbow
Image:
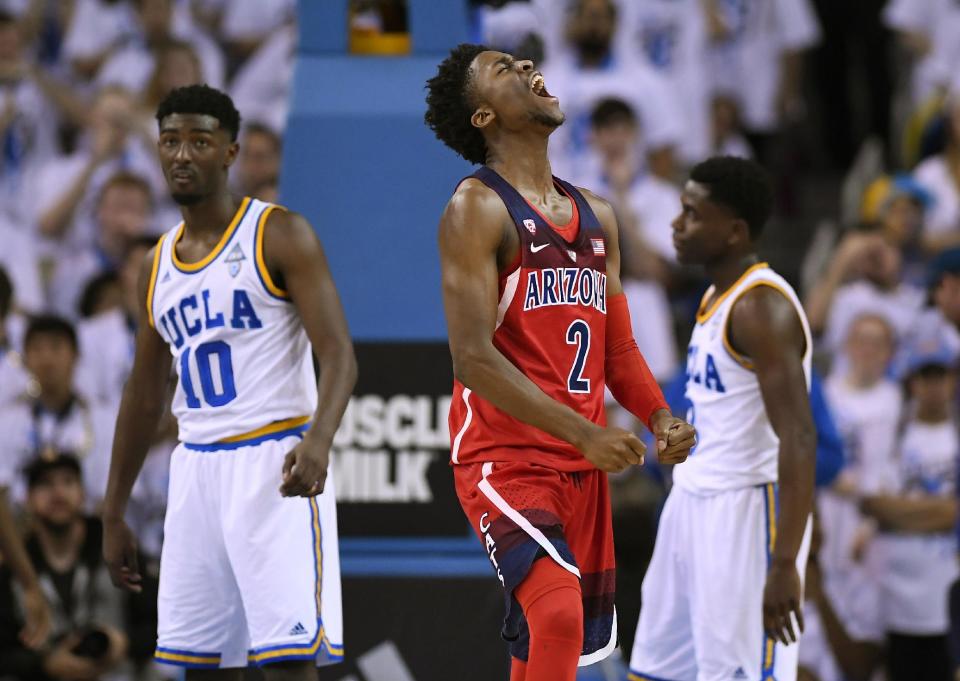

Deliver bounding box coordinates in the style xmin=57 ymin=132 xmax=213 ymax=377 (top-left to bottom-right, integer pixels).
xmin=451 ymin=346 xmax=489 ymax=389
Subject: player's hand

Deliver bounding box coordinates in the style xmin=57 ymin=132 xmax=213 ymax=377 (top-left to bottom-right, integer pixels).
xmin=102 ymin=516 xmax=142 ymax=593
xmin=763 ymin=559 xmax=804 ymax=646
xmin=578 ymin=425 xmax=646 ymax=473
xmin=650 ymin=410 xmax=696 ymax=464
xmin=280 ymin=434 xmax=330 ymax=497
xmin=18 ymin=583 xmax=51 ymax=649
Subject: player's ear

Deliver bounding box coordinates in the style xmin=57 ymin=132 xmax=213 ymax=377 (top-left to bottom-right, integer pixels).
xmin=224 ymin=140 xmax=240 ymax=168
xmin=728 ymin=218 xmax=750 ymax=247
xmin=471 ymin=106 xmax=495 ymax=130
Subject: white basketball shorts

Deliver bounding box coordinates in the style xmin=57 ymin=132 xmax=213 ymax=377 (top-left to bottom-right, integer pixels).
xmin=153 ymin=431 xmax=343 ymax=669
xmin=629 ymin=484 xmax=811 ymax=681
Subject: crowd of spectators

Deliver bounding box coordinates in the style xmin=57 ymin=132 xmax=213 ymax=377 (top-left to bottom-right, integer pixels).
xmin=3 ymin=0 xmax=960 ymax=679
xmin=0 ymin=1 xmax=294 ymax=679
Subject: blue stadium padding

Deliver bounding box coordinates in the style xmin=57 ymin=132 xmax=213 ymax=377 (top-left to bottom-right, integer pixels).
xmin=283 ymin=1 xmax=474 ymax=340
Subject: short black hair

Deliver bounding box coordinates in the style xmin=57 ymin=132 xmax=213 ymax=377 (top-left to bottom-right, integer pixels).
xmin=25 ymin=453 xmax=82 ymax=489
xmin=425 ymin=43 xmax=491 ymax=166
xmin=78 ymin=271 xmax=120 ymax=318
xmin=590 ymin=98 xmax=636 ymax=130
xmin=0 ymin=10 xmax=16 ymax=26
xmin=0 ymin=266 xmax=12 ymax=320
xmin=24 ymin=315 xmax=78 ymax=353
xmin=156 ymin=84 xmax=241 ymax=141
xmin=689 ymin=156 xmax=773 ymax=239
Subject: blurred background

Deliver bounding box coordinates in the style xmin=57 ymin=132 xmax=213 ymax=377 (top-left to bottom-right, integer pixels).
xmin=2 ymin=0 xmax=960 ymax=680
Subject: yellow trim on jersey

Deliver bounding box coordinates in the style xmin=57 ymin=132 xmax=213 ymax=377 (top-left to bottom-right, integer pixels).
xmin=247 ymin=632 xmax=323 ymax=663
xmin=154 ymin=650 xmax=220 ymax=665
xmin=311 ymin=496 xmax=323 ymax=614
xmin=721 ymin=280 xmax=805 ymax=371
xmin=696 ymin=262 xmax=769 ymax=324
xmin=145 ymin=233 xmax=166 ymax=328
xmin=322 ymin=634 xmax=344 ymax=656
xmin=218 ymin=415 xmax=311 ymax=443
xmin=763 ymin=482 xmax=777 ymax=674
xmin=170 ymin=196 xmax=251 ymax=272
xmin=255 ymin=204 xmax=290 ymax=298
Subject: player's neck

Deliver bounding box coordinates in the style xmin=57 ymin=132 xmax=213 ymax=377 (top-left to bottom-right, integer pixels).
xmin=706 ymin=254 xmax=761 ymax=294
xmin=180 ymin=192 xmax=241 ymax=238
xmin=487 ymin=136 xmax=554 ymax=198
xmin=916 ymin=403 xmax=950 ymax=423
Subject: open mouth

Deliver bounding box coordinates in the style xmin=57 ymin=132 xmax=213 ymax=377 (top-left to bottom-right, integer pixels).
xmin=530 ymin=72 xmax=553 ymax=98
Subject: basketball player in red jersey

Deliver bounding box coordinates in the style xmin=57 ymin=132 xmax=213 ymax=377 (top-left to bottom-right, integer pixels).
xmin=425 ymin=45 xmax=696 ymax=681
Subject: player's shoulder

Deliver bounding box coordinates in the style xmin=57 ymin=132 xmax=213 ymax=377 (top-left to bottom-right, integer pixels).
xmin=446 ymin=177 xmax=507 ymax=214
xmin=440 ymin=177 xmax=509 ymax=235
xmin=572 ymin=185 xmax=616 ymax=230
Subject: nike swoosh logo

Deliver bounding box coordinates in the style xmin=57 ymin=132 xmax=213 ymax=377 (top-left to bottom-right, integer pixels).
xmin=530 ymin=243 xmax=550 ymax=253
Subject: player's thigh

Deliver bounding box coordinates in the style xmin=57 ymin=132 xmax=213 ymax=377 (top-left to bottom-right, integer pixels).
xmin=220 ymin=437 xmax=323 ymax=662
xmin=690 ymin=485 xmax=775 ymax=681
xmin=629 ymin=488 xmax=697 ymax=681
xmin=185 ymin=670 xmax=244 ymax=681
xmin=157 ymin=447 xmax=248 ymax=668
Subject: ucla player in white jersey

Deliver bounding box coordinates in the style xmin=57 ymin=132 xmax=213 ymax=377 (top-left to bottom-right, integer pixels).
xmin=630 ymin=156 xmax=815 ymax=681
xmin=100 ymin=85 xmax=357 ymax=678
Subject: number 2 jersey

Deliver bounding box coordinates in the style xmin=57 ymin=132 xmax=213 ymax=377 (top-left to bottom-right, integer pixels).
xmin=449 ymin=167 xmax=608 ymax=472
xmin=147 ymin=197 xmax=317 ymax=445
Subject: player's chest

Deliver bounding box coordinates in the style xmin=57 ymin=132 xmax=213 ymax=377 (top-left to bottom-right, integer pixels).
xmin=153 ymin=276 xmax=267 ymax=350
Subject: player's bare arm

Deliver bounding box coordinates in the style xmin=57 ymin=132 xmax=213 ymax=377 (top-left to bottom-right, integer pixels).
xmin=440 ymin=179 xmax=645 ymax=473
xmin=102 ymin=246 xmax=174 ymax=593
xmin=729 ymin=285 xmax=815 ymax=646
xmin=261 ymin=209 xmax=357 ymax=498
xmin=581 ymin=188 xmax=696 ymax=464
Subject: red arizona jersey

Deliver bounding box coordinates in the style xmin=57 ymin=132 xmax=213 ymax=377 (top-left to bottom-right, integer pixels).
xmin=449 ymin=167 xmax=608 ymax=472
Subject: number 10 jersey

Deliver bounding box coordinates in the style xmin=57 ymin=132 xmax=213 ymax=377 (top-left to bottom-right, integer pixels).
xmin=147 ymin=196 xmax=318 ymax=445
xmin=449 ymin=167 xmax=608 ymax=472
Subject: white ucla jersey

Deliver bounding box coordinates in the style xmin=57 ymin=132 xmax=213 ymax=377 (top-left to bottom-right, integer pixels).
xmin=673 ymin=262 xmax=812 ymax=495
xmin=147 ymin=197 xmax=317 ymax=445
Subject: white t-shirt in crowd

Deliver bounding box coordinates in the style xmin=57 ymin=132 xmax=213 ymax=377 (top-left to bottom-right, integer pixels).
xmin=543 ymin=54 xmax=683 ymax=180
xmin=30 ymin=142 xmax=172 ymax=252
xmin=914 ymin=154 xmax=960 ymax=237
xmin=219 ymin=0 xmax=296 ymax=42
xmin=61 ymin=0 xmax=136 ymax=68
xmin=127 ymin=439 xmax=174 ymax=559
xmin=617 ymin=0 xmax=712 ymax=163
xmin=884 ymin=0 xmax=960 ymax=104
xmin=75 ymin=308 xmax=136 ymax=408
xmin=819 ymin=376 xmax=903 ymax=578
xmin=96 ymin=30 xmax=225 ymax=94
xmin=823 ymin=279 xmax=926 ymax=356
xmin=0 ymin=214 xmax=43 ymax=313
xmin=230 ymin=24 xmax=296 ymax=135
xmin=709 ymin=0 xmax=821 ymax=132
xmin=0 ymin=78 xmax=60 ymax=223
xmin=874 ymin=418 xmax=959 ymax=635
xmin=575 ymin=172 xmax=680 ymax=378
xmin=0 ymin=345 xmax=28 ymax=408
xmin=799 ymin=561 xmax=884 ymax=681
xmin=0 ymin=395 xmax=116 ymax=509
xmin=476 ymin=2 xmax=541 ymax=53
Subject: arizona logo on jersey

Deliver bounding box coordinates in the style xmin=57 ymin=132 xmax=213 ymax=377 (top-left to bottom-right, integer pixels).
xmin=449 ymin=167 xmax=608 ymax=472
